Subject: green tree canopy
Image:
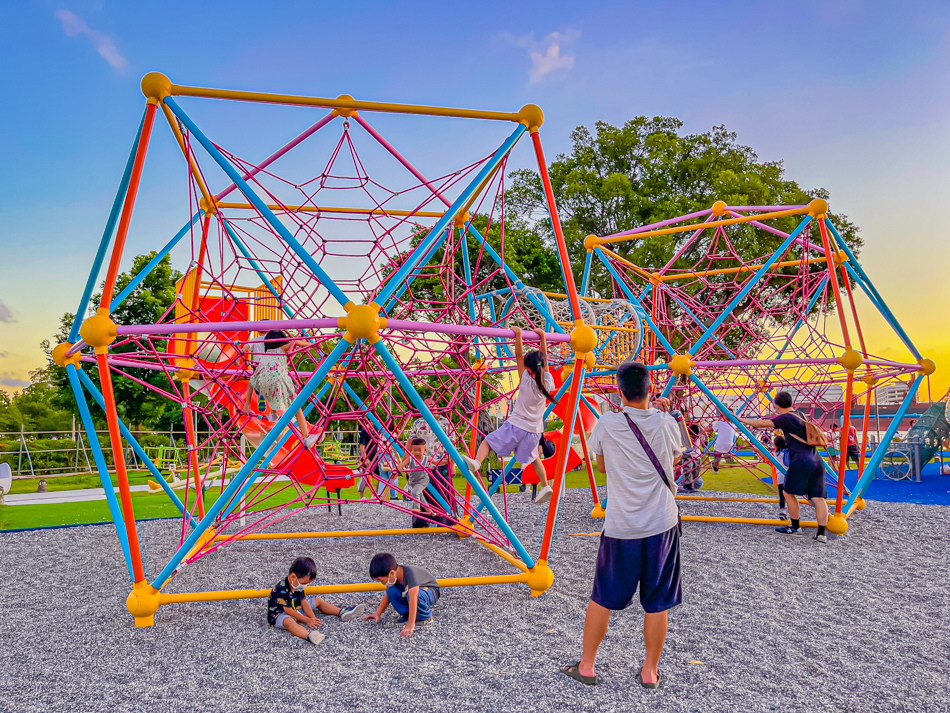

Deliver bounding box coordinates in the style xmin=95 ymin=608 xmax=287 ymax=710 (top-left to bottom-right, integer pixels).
xmin=42 ymin=252 xmax=185 ymax=431
xmin=506 ymin=117 xmax=861 ymax=297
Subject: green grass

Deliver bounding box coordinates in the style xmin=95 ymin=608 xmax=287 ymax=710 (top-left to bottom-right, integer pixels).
xmin=0 ymin=463 xmax=772 ymax=530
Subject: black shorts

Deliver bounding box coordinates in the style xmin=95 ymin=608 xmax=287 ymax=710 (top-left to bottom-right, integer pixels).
xmin=784 ymin=457 xmax=827 ymax=499
xmin=846 ymin=445 xmax=861 ymax=466
xmin=591 ymin=527 xmax=682 ymax=613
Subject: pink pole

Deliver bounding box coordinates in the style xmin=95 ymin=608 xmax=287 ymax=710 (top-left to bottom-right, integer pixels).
xmin=601 ymin=208 xmax=712 ymax=241
xmin=214 ymin=112 xmax=336 ymax=202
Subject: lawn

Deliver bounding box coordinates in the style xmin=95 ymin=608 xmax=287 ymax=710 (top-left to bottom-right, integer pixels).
xmin=0 ymin=463 xmax=773 ymax=530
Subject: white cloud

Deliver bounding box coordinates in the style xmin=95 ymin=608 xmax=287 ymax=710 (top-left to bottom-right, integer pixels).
xmin=55 ymin=9 xmax=127 ymax=71
xmin=498 ymin=29 xmax=579 ymax=83
xmin=0 ymin=300 xmax=15 ymax=324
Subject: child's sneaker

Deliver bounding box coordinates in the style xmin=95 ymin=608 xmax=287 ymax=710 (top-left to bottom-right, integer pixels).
xmin=778 ymin=508 xmax=789 ymax=520
xmin=307 ymin=630 xmax=325 ymax=645
xmin=460 ymin=454 xmax=481 ymax=472
xmin=534 ymin=484 xmax=554 ymax=504
xmin=339 ymin=604 xmax=364 ymax=623
xmin=814 ymin=533 xmax=828 ymax=544
xmin=303 ymin=434 xmax=320 ymax=449
xmin=267 ymin=411 xmax=279 ymax=423
xmin=775 ymin=525 xmax=801 ymax=534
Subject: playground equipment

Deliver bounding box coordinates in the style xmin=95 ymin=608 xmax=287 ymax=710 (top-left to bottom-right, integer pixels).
xmin=54 ymin=73 xmax=601 ymax=626
xmin=579 ymin=199 xmax=935 ymax=533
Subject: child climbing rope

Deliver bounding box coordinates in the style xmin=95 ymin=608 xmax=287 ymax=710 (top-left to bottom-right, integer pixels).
xmin=243 ymin=329 xmax=322 ymax=448
xmin=461 ymin=326 xmax=555 ymax=504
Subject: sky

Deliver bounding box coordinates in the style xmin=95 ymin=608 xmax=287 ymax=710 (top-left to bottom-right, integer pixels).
xmin=0 ymin=0 xmax=948 ymax=397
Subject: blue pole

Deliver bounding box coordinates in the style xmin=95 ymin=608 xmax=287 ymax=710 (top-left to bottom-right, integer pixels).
xmin=689 ymin=215 xmax=812 ymax=355
xmin=580 ymin=251 xmax=593 ymax=296
xmin=690 ymin=375 xmax=788 ymax=476
xmin=377 ymin=125 xmax=526 ymax=307
xmin=221 ymin=380 xmax=334 ymax=518
xmin=69 ymin=111 xmax=146 ymax=343
xmin=219 ymin=218 xmax=295 ymax=319
xmin=151 ymin=337 xmax=350 ymax=589
xmin=845 ymin=374 xmax=923 ymax=511
xmin=372 ymin=340 xmax=536 ymax=569
xmin=825 ymin=219 xmax=921 ymax=360
xmin=66 ymin=365 xmax=134 ymax=578
xmin=164 ymin=98 xmax=350 ymax=309
xmin=75 ymin=369 xmax=193 ymax=525
xmin=465 ymin=223 xmax=566 ymax=335
xmin=594 ymin=248 xmax=677 ymax=355
xmin=110 ymin=211 xmax=203 ymax=311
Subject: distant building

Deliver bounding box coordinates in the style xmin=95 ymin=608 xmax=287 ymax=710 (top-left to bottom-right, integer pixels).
xmin=876 ymin=381 xmax=913 ymax=406
xmin=785 ymin=384 xmax=843 ymax=406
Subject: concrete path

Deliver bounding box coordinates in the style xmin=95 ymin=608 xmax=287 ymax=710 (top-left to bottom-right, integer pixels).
xmin=5 ymin=484 xmax=152 ymax=506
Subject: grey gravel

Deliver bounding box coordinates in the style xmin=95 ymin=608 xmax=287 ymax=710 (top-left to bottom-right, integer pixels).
xmin=0 ymin=490 xmax=948 ymax=713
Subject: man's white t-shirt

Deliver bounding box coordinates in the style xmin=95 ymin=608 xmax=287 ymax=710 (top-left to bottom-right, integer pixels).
xmin=712 ymin=420 xmax=737 ymax=453
xmin=589 ymin=406 xmax=683 ymax=539
xmin=507 ymin=371 xmax=555 ymax=434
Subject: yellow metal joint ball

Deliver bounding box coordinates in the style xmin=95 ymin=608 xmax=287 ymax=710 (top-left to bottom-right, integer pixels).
xmin=668 ymin=353 xmax=695 ymax=377
xmin=807 ymin=197 xmax=829 ymax=218
xmin=338 ymin=302 xmax=386 ymax=344
xmin=826 ymin=514 xmax=849 ymax=535
xmin=51 ymin=342 xmax=82 ymax=369
xmin=79 ymin=307 xmax=117 ymax=355
xmin=570 ymin=320 xmax=598 ymax=357
xmin=837 ymin=348 xmax=864 ymax=373
xmin=711 ymin=200 xmax=728 ymax=217
xmin=518 ymin=104 xmax=544 ymax=133
xmin=126 ymin=580 xmax=161 ymax=627
xmin=332 ymin=94 xmax=358 ymax=118
xmin=526 ymin=559 xmax=554 ymax=597
xmin=583 ymin=234 xmax=600 ymax=252
xmin=917 ymin=358 xmax=936 ymax=376
xmin=141 ymin=71 xmax=173 ymax=105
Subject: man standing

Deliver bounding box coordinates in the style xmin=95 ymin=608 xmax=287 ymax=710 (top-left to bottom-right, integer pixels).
xmin=560 ymin=361 xmax=683 ymax=688
xmin=736 ymin=391 xmax=830 ymax=543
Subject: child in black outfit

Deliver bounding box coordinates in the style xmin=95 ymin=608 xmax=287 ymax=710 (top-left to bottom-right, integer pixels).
xmin=267 ymin=557 xmax=364 ymax=645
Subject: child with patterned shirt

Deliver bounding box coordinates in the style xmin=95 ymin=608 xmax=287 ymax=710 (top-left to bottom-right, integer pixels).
xmin=267 ymin=557 xmax=364 ymax=645
xmin=400 ymin=437 xmax=433 ymax=527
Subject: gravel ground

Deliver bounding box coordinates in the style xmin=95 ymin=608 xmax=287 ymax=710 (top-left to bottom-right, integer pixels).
xmin=0 ymin=491 xmax=948 ymax=713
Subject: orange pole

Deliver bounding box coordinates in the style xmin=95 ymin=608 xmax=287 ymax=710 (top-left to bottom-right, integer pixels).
xmin=835 ymin=372 xmax=855 ymax=514
xmin=816 ymin=219 xmax=851 ymax=348
xmin=538 ymin=358 xmax=586 ymax=561
xmin=101 ymin=102 xmax=158 ymax=305
xmin=180 ymin=381 xmax=206 ymax=519
xmin=96 ymin=353 xmax=146 ymax=582
xmin=530 ymin=131 xmax=582 ymax=317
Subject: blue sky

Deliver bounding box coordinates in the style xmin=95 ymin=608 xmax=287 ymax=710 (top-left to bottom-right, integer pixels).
xmin=1 ymin=0 xmax=948 ymax=393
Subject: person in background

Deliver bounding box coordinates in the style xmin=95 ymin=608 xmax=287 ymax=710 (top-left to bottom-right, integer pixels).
xmin=710 ymin=418 xmax=737 ymax=473
xmin=773 ymin=435 xmax=790 ymax=520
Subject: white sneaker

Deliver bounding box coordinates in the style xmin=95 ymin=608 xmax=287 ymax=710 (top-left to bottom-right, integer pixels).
xmin=778 ymin=508 xmax=789 ymax=520
xmin=460 ymin=455 xmax=481 ymax=472
xmin=266 ymin=411 xmax=279 ymax=423
xmin=303 ymin=434 xmax=320 ymax=449
xmin=339 ymin=604 xmax=364 ymax=623
xmin=307 ymin=630 xmax=325 ymax=645
xmin=535 ymin=485 xmax=553 ymax=504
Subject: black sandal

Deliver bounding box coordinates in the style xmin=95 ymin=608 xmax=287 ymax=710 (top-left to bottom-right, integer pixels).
xmin=638 ymin=670 xmax=661 ymax=689
xmin=560 ymin=663 xmax=598 ymax=686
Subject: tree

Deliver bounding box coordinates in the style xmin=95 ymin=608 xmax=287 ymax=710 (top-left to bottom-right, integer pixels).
xmin=506 ymin=117 xmax=861 ymax=301
xmin=42 ymin=252 xmax=185 ymax=431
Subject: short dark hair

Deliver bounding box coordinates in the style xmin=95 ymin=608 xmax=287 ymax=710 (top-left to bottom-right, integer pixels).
xmin=369 ymin=553 xmax=398 ymax=579
xmin=774 ymin=391 xmax=793 ymax=409
xmin=409 ymin=437 xmax=426 ymax=447
xmin=773 ymin=435 xmax=786 ymax=451
xmin=831 ymin=423 xmax=839 ymax=430
xmin=289 ymin=556 xmax=317 ymax=580
xmin=616 ymin=361 xmax=650 ymax=402
xmin=264 ymin=329 xmax=290 ymax=350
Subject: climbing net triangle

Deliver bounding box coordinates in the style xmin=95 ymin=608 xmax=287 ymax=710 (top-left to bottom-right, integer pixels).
xmin=60 ymin=75 xmax=596 ymax=620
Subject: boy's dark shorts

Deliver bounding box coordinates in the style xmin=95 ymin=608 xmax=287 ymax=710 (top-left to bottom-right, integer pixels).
xmin=591 ymin=525 xmax=681 ymax=613
xmin=783 ymin=458 xmax=827 ymax=499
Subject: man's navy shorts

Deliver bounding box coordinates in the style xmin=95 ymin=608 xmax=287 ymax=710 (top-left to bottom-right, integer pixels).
xmin=591 ymin=525 xmax=682 ymax=613
xmin=783 ymin=457 xmax=826 ymax=499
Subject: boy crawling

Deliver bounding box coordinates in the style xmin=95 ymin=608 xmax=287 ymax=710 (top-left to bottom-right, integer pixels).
xmin=363 ymin=553 xmax=439 ymax=637
xmin=268 ymin=556 xmax=364 ymax=645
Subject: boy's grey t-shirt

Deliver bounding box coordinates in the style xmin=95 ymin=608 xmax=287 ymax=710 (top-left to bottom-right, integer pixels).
xmin=589 ymin=406 xmax=683 ymax=540
xmin=399 ymin=565 xmax=440 ymax=600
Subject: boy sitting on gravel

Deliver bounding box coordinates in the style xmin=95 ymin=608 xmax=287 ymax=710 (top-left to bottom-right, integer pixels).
xmin=267 ymin=556 xmax=364 ymax=645
xmin=363 ymin=553 xmax=439 ymax=637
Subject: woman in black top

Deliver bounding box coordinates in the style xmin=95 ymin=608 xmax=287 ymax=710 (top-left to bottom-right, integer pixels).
xmin=734 ymin=391 xmax=830 ymax=543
